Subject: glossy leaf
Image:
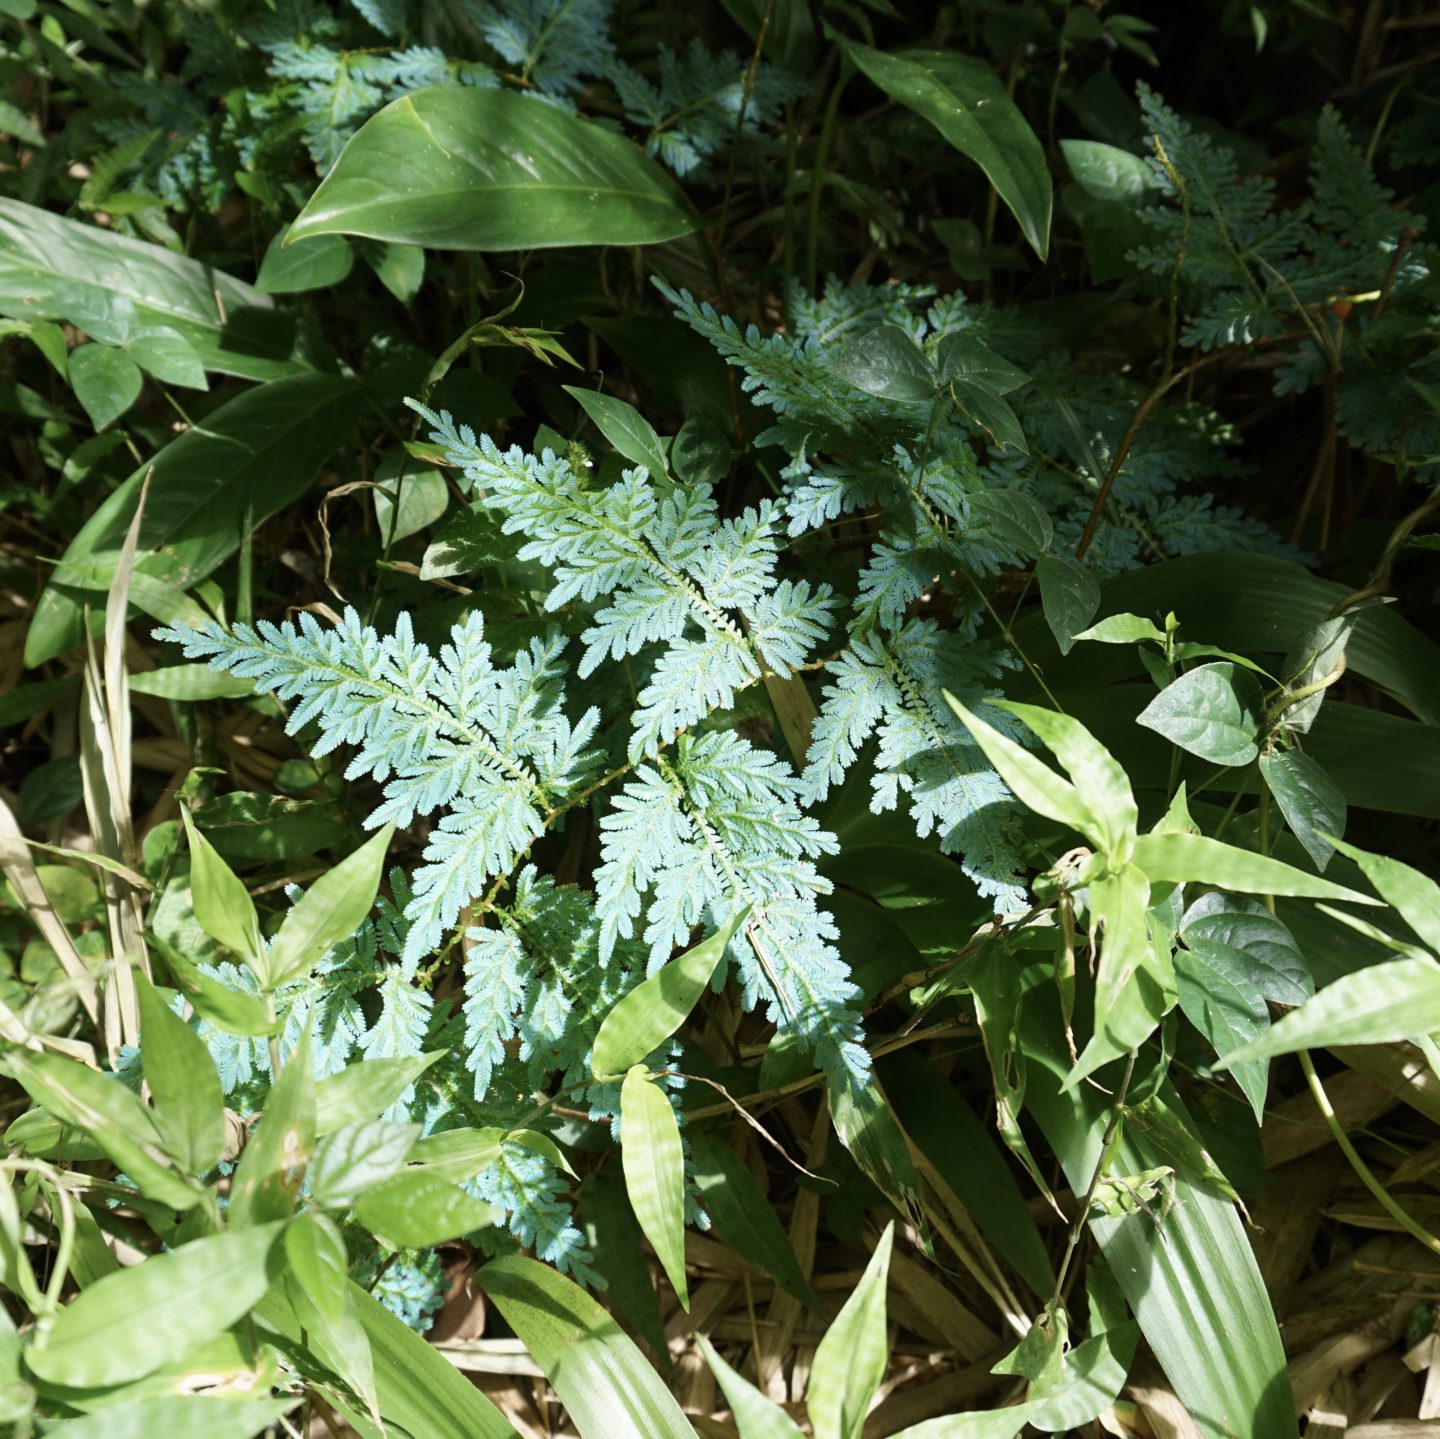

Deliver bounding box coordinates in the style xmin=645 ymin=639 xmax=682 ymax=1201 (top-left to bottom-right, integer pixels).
xmin=309 ymin=1120 xmax=420 ymax=1208
xmin=1220 ymin=957 xmax=1440 ymax=1065
xmin=1260 ymin=749 xmax=1345 ymax=872
xmin=288 ymin=87 xmax=698 ymax=250
xmin=0 ymin=197 xmax=305 ymax=382
xmin=180 ymin=809 xmax=265 ymax=979
xmin=592 ymin=908 xmax=749 ymax=1078
xmin=478 ymin=1254 xmax=700 ymax=1439
xmin=807 ymin=1224 xmax=894 ymax=1439
xmin=407 ymin=1124 xmax=505 ymax=1183
xmin=563 ymin=385 xmax=670 ymax=477
xmin=148 ymin=933 xmax=276 ymax=1037
xmin=124 ymin=327 xmax=208 ymax=390
xmin=255 ymin=230 xmax=353 ymax=294
xmin=68 ymin=343 xmax=142 ymax=430
xmin=1138 ymin=662 xmax=1265 ymax=766
xmin=826 ymin=324 xmax=935 ymax=401
xmin=27 ymin=374 xmax=361 ymax=666
xmin=25 ymin=1223 xmax=283 ymax=1387
xmin=1130 ymin=831 xmax=1377 ymax=905
xmin=135 ymin=971 xmax=225 ymax=1176
xmin=1061 ymin=139 xmax=1154 ymax=203
xmin=1036 ymin=554 xmax=1101 ymax=657
xmin=354 ymin=1170 xmax=498 ymax=1247
xmin=1330 ymin=838 xmax=1440 ymax=954
xmin=620 ymin=1066 xmax=689 ymax=1308
xmin=229 ymin=1029 xmax=316 ymax=1228
xmin=844 ymin=42 xmax=1051 ymax=259
xmin=314 ymin=1051 xmax=443 ymax=1135
xmin=1073 ymin=612 xmax=1167 ymax=646
xmin=969 ymin=489 xmax=1051 ymax=553
xmin=266 ymin=825 xmax=394 ymax=987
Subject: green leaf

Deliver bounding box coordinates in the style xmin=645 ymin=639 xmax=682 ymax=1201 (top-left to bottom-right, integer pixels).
xmin=420 ymin=501 xmax=509 ymax=580
xmin=24 ymin=1223 xmax=283 ymax=1387
xmin=129 ymin=664 xmax=254 ymax=701
xmin=229 ymin=1029 xmax=315 ymax=1228
xmin=407 ymin=1125 xmax=505 ymax=1184
xmin=288 ymin=87 xmax=698 ymax=250
xmin=579 ymin=1170 xmax=670 ymax=1359
xmin=1278 ymin=610 xmax=1355 ymax=734
xmin=690 ymin=1132 xmax=822 ymax=1313
xmin=68 ymin=344 xmax=142 ymax=430
xmin=310 ymin=1120 xmax=420 ymax=1208
xmin=698 ymin=1335 xmax=806 ymax=1438
xmin=478 ymin=1254 xmax=700 ymax=1439
xmin=592 ymin=908 xmax=749 ymax=1078
xmin=563 ymin=385 xmax=670 ymax=477
xmin=180 ymin=809 xmax=265 ymax=979
xmin=1220 ymin=957 xmax=1440 ymax=1065
xmin=41 ymin=1397 xmax=292 ymax=1439
xmin=1073 ymin=612 xmax=1167 ymax=646
xmin=807 ymin=1223 xmax=894 ymax=1439
xmin=5 ymin=1050 xmax=200 ymax=1212
xmin=193 ymin=792 xmax=349 ymax=863
xmin=1129 ymin=831 xmax=1377 ymax=906
xmin=123 ymin=327 xmax=208 ymax=390
xmin=0 ymin=198 xmax=305 ymax=382
xmin=1060 ymin=139 xmax=1154 ymax=203
xmin=1259 ymin=749 xmax=1345 ymax=872
xmin=148 ymin=933 xmax=276 ymax=1037
xmin=936 ymin=334 xmax=1030 ymax=395
xmin=1036 ymin=554 xmax=1100 ymax=657
xmin=354 ymin=1170 xmax=498 ymax=1248
xmin=1137 ymin=662 xmax=1265 ymax=766
xmin=843 ymin=43 xmax=1051 ymax=259
xmin=255 ymin=230 xmax=353 ymax=295
xmin=826 ymin=324 xmax=935 ymax=402
xmin=1330 ymin=838 xmax=1440 ymax=954
xmin=829 ymin=1081 xmax=926 ymax=1238
xmin=285 ymin=1211 xmax=350 ymax=1329
xmin=26 ymin=374 xmax=361 ymax=666
xmin=267 ymin=825 xmax=394 ymax=988
xmin=364 ymin=240 xmax=425 ymax=302
xmin=620 ymin=1066 xmax=689 ymax=1309
xmin=374 ymin=467 xmax=449 ymax=544
xmin=135 ymin=972 xmax=224 ymax=1176
xmin=315 ymin=1051 xmax=443 ymax=1135
xmin=1181 ymin=894 xmax=1311 ymax=1003
xmin=952 ymin=381 xmax=1027 ymax=451
xmin=670 ymin=416 xmax=731 ymax=487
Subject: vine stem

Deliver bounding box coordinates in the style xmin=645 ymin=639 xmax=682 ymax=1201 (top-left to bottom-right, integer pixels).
xmin=1299 ymin=1049 xmax=1440 ymax=1260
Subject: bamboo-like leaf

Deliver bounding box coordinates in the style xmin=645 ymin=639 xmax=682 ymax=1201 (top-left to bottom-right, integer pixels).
xmin=698 ymin=1335 xmax=806 ymax=1438
xmin=135 ymin=971 xmax=224 ymax=1176
xmin=1130 ymin=832 xmax=1377 ymax=906
xmin=620 ymin=1066 xmax=689 ymax=1309
xmin=807 ymin=1224 xmax=894 ymax=1439
xmin=478 ymin=1254 xmax=700 ymax=1439
xmin=180 ymin=810 xmax=266 ymax=979
xmin=1331 ymin=837 xmax=1440 ymax=954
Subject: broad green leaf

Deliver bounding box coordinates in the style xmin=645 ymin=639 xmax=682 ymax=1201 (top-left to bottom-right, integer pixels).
xmin=1137 ymin=662 xmax=1264 ymax=766
xmin=1036 ymin=554 xmax=1101 ymax=657
xmin=129 ymin=665 xmax=254 ymax=701
xmin=148 ymin=934 xmax=276 ymax=1037
xmin=309 ymin=1120 xmax=420 ymax=1208
xmin=1181 ymin=894 xmax=1311 ymax=1003
xmin=945 ymin=694 xmax=1100 ymax=843
xmin=26 ymin=374 xmax=361 ymax=666
xmin=124 ymin=327 xmax=208 ymax=390
xmin=951 ymin=380 xmax=1027 ymax=450
xmin=807 ymin=1224 xmax=894 ymax=1439
xmin=354 ymin=1170 xmax=498 ymax=1248
xmin=25 ymin=1223 xmax=283 ymax=1387
xmin=373 ymin=466 xmax=449 ymax=544
xmin=698 ymin=1335 xmax=805 ymax=1438
xmin=690 ymin=1132 xmax=822 ymax=1313
xmin=1073 ymin=612 xmax=1166 ymax=646
xmin=229 ymin=1029 xmax=315 ymax=1228
xmin=288 ymin=87 xmax=698 ymax=250
xmin=1129 ymin=831 xmax=1377 ymax=906
xmin=844 ymin=42 xmax=1051 ymax=259
xmin=969 ymin=490 xmax=1051 ymax=554
xmin=180 ymin=810 xmax=265 ymax=978
xmin=255 ymin=230 xmax=353 ymax=294
xmin=315 ymin=1051 xmax=443 ymax=1135
xmin=879 ymin=1051 xmax=1054 ymax=1297
xmin=997 ymin=700 xmax=1136 ymax=859
xmin=1220 ymin=957 xmax=1440 ymax=1065
xmin=826 ymin=324 xmax=935 ymax=401
xmin=4 ymin=1108 xmax=106 ymax=1163
xmin=192 ymin=792 xmax=349 ymax=863
xmin=670 ymin=415 xmax=730 ymax=486
xmin=0 ymin=198 xmax=305 ymax=382
xmin=267 ymin=825 xmax=394 ymax=987
xmin=936 ymin=333 xmax=1030 ymax=395
xmin=68 ymin=343 xmax=142 ymax=430
xmin=5 ymin=1050 xmax=200 ymax=1212
xmin=1259 ymin=749 xmax=1345 ymax=872
xmin=620 ymin=1067 xmax=689 ymax=1309
xmin=1060 ymin=139 xmax=1154 ymax=203
xmin=285 ymin=1211 xmax=350 ymax=1328
xmin=592 ymin=908 xmax=749 ymax=1078
xmin=408 ymin=1124 xmax=505 ymax=1183
xmin=563 ymin=385 xmax=670 ymax=477
xmin=135 ymin=972 xmax=224 ymax=1175
xmin=44 ymin=1397 xmax=292 ymax=1439
xmin=478 ymin=1254 xmax=700 ymax=1439
xmin=1330 ymin=838 xmax=1440 ymax=954
xmin=364 ymin=239 xmax=425 ymax=302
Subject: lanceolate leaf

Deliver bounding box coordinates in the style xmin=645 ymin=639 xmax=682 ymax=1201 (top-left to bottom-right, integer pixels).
xmin=135 ymin=971 xmax=225 ymax=1176
xmin=698 ymin=1336 xmax=806 ymax=1439
xmin=479 ymin=1254 xmax=700 ymax=1439
xmin=807 ymin=1224 xmax=894 ymax=1439
xmin=1259 ymin=749 xmax=1346 ymax=872
xmin=620 ymin=1067 xmax=690 ymax=1309
xmin=563 ymin=385 xmax=670 ymax=477
xmin=1036 ymin=554 xmax=1101 ymax=657
xmin=843 ymin=42 xmax=1052 ymax=259
xmin=1331 ymin=838 xmax=1440 ymax=955
xmin=1130 ymin=832 xmax=1377 ymax=906
xmin=288 ymin=87 xmax=699 ymax=250
xmin=26 ymin=374 xmax=361 ymax=666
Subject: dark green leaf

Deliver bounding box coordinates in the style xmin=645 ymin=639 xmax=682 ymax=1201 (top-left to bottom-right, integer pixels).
xmin=826 ymin=324 xmax=935 ymax=401
xmin=193 ymin=792 xmax=351 ymax=863
xmin=1060 ymin=139 xmax=1153 ymax=203
xmin=124 ymin=327 xmax=208 ymax=390
xmin=255 ymin=230 xmax=353 ymax=294
xmin=364 ymin=240 xmax=425 ymax=302
xmin=420 ymin=501 xmax=510 ymax=580
xmin=288 ymin=88 xmax=698 ymax=250
xmin=967 ymin=490 xmax=1052 ymax=556
xmin=1259 ymin=749 xmax=1345 ymax=872
xmin=670 ymin=416 xmax=731 ymax=487
xmin=950 ymin=379 xmax=1027 ymax=451
xmin=829 ymin=1081 xmax=926 ymax=1240
xmin=1036 ymin=554 xmax=1101 ymax=657
xmin=374 ymin=467 xmax=449 ymax=544
xmin=563 ymin=385 xmax=669 ymax=477
xmin=68 ymin=344 xmax=142 ymax=430
xmin=935 ymin=334 xmax=1030 ymax=395
xmin=1137 ymin=662 xmax=1264 ymax=766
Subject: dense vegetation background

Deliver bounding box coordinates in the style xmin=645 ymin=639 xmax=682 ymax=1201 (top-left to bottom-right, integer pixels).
xmin=0 ymin=1 xmax=1438 ymax=1436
